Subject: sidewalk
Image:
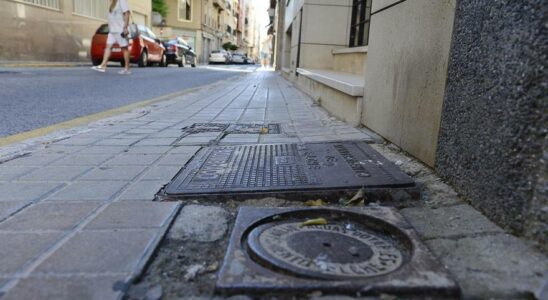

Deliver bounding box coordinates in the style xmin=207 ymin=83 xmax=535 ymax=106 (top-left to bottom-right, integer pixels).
xmin=0 ymin=70 xmax=545 ymax=300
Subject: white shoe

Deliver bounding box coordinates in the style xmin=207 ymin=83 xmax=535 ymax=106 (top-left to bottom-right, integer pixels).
xmin=118 ymin=69 xmax=131 ymax=75
xmin=91 ymin=66 xmax=105 ymax=73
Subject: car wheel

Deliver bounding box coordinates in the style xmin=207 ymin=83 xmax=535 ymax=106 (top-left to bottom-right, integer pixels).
xmin=159 ymin=53 xmax=167 ymax=67
xmin=138 ymin=50 xmax=148 ymax=68
xmin=120 ymin=60 xmax=126 ymax=68
xmin=92 ymin=59 xmax=101 ymax=66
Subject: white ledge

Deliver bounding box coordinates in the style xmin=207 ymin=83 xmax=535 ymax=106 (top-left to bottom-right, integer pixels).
xmin=332 ymin=46 xmax=368 ymax=55
xmin=297 ymin=68 xmax=364 ymax=96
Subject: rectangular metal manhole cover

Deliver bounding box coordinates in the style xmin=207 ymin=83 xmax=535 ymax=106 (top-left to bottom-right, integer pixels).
xmin=164 ymin=141 xmax=415 ymax=199
xmin=181 ymin=123 xmax=281 ymax=135
xmin=216 ymin=206 xmax=459 ymax=297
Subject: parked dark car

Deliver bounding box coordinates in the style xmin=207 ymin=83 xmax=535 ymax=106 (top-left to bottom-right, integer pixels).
xmin=162 ymin=37 xmax=197 ymax=67
xmin=91 ymin=24 xmax=166 ymax=67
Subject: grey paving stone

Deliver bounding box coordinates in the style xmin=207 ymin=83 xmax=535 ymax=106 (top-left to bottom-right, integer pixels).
xmin=34 ymin=229 xmax=157 ymax=274
xmin=126 ymin=146 xmax=172 ymax=154
xmin=427 ymin=234 xmax=547 ymax=299
xmin=169 ymin=146 xmax=201 ymax=154
xmin=18 ymin=166 xmax=92 ymax=181
xmin=401 ymin=204 xmax=504 ymax=239
xmin=133 ymin=138 xmax=178 ymax=146
xmin=85 ymin=201 xmax=179 ymax=229
xmin=0 ymin=201 xmax=29 ymax=221
xmin=0 ymin=232 xmax=60 ymax=275
xmin=118 ymin=180 xmax=166 ymax=201
xmin=0 ymin=202 xmax=102 ymax=231
xmin=79 ymin=166 xmax=147 ymax=181
xmin=0 ymin=166 xmax=37 ymax=181
xmin=1 ymin=275 xmax=127 ymax=300
xmin=94 ymin=138 xmax=142 ymax=146
xmin=54 ymin=138 xmax=99 ymax=146
xmin=139 ymin=166 xmax=181 ymax=181
xmin=41 ymin=145 xmax=86 ymax=154
xmin=77 ymin=146 xmax=128 ymax=154
xmin=0 ymin=182 xmax=62 ymax=202
xmin=168 ymin=205 xmax=228 ymax=242
xmin=105 ymin=153 xmax=162 ymax=166
xmin=1 ymin=154 xmax=64 ymax=166
xmin=155 ymin=153 xmax=194 ymax=166
xmin=148 ymin=130 xmax=182 ymax=138
xmin=220 ymin=134 xmax=260 ymax=143
xmin=52 ymin=154 xmax=116 ymax=166
xmin=47 ymin=181 xmax=128 ymax=201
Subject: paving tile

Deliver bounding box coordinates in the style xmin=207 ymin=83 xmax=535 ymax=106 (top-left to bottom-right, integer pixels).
xmin=79 ymin=166 xmax=147 ymax=181
xmin=0 ymin=201 xmax=29 ymax=221
xmin=126 ymin=146 xmax=172 ymax=154
xmin=0 ymin=182 xmax=62 ymax=202
xmin=427 ymin=234 xmax=547 ymax=299
xmin=401 ymin=204 xmax=503 ymax=239
xmin=86 ymin=201 xmax=179 ymax=229
xmin=18 ymin=166 xmax=92 ymax=181
xmin=34 ymin=229 xmax=157 ymax=274
xmin=0 ymin=202 xmax=102 ymax=231
xmin=52 ymin=154 xmax=115 ymax=166
xmin=155 ymin=153 xmax=194 ymax=166
xmin=118 ymin=180 xmax=166 ymax=201
xmin=105 ymin=153 xmax=162 ymax=166
xmin=1 ymin=275 xmax=127 ymax=300
xmin=94 ymin=138 xmax=142 ymax=146
xmin=47 ymin=181 xmax=128 ymax=201
xmin=1 ymin=154 xmax=64 ymax=166
xmin=169 ymin=146 xmax=201 ymax=154
xmin=133 ymin=138 xmax=178 ymax=146
xmin=53 ymin=138 xmax=100 ymax=146
xmin=139 ymin=166 xmax=181 ymax=181
xmin=0 ymin=232 xmax=60 ymax=275
xmin=76 ymin=146 xmax=128 ymax=154
xmin=0 ymin=166 xmax=37 ymax=181
xmin=40 ymin=145 xmax=86 ymax=155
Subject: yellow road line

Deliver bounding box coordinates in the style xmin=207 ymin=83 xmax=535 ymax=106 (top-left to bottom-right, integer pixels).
xmin=0 ymin=86 xmax=202 ymax=147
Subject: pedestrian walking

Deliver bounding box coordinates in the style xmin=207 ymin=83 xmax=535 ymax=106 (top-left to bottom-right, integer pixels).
xmin=260 ymin=33 xmax=273 ymax=69
xmin=92 ymin=0 xmax=131 ymax=75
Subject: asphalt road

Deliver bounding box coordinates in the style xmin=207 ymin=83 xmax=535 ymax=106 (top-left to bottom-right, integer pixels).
xmin=0 ymin=65 xmax=255 ymax=138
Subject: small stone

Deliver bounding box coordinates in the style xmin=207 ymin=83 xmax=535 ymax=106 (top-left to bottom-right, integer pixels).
xmin=145 ymin=285 xmax=162 ymax=300
xmin=348 ymin=246 xmax=359 ymax=257
xmin=169 ymin=205 xmax=228 ymax=242
xmin=205 ymin=261 xmax=219 ymax=272
xmin=184 ymin=264 xmax=205 ymax=281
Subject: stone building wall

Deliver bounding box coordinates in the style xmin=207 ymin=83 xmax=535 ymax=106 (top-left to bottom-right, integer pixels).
xmin=436 ymin=0 xmax=547 ymax=252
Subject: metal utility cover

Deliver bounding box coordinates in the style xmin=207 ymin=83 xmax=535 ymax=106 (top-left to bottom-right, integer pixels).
xmin=216 ymin=206 xmax=459 ymax=297
xmin=181 ymin=123 xmax=280 ymax=135
xmin=164 ymin=141 xmax=415 ymax=198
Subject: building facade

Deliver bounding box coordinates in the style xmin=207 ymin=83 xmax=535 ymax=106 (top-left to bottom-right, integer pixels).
xmin=276 ymin=0 xmax=547 ymax=251
xmin=0 ymin=0 xmax=151 ymax=61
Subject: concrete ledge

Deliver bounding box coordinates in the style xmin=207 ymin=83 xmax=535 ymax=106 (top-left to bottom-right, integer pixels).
xmin=332 ymin=46 xmax=369 ymax=54
xmin=296 ymin=68 xmax=364 ymax=96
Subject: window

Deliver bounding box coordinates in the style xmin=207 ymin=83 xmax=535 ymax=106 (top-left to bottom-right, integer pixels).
xmin=349 ymin=0 xmax=372 ymax=47
xmin=73 ymin=0 xmax=109 ymax=20
xmin=22 ymin=0 xmax=60 ymax=10
xmin=179 ymin=0 xmax=192 ymax=21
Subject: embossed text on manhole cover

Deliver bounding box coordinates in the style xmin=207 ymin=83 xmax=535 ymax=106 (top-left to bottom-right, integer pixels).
xmin=216 ymin=207 xmax=459 ymax=297
xmin=164 ymin=141 xmax=415 ymax=198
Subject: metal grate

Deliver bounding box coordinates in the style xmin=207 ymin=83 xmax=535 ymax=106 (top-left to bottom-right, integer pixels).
xmin=164 ymin=141 xmax=415 ymax=198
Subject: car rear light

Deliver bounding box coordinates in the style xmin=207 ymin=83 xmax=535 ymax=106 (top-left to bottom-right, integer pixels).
xmin=171 ymin=45 xmax=177 ymax=52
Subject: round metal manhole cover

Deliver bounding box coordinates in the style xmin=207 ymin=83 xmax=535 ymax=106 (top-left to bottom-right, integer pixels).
xmin=246 ymin=210 xmax=411 ymax=280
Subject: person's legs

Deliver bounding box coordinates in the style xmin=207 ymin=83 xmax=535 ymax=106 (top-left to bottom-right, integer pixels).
xmin=99 ymin=34 xmax=117 ymax=69
xmin=122 ymin=47 xmax=130 ymax=71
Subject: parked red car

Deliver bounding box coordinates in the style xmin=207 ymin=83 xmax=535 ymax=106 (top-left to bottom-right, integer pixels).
xmin=91 ymin=24 xmax=166 ymax=67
